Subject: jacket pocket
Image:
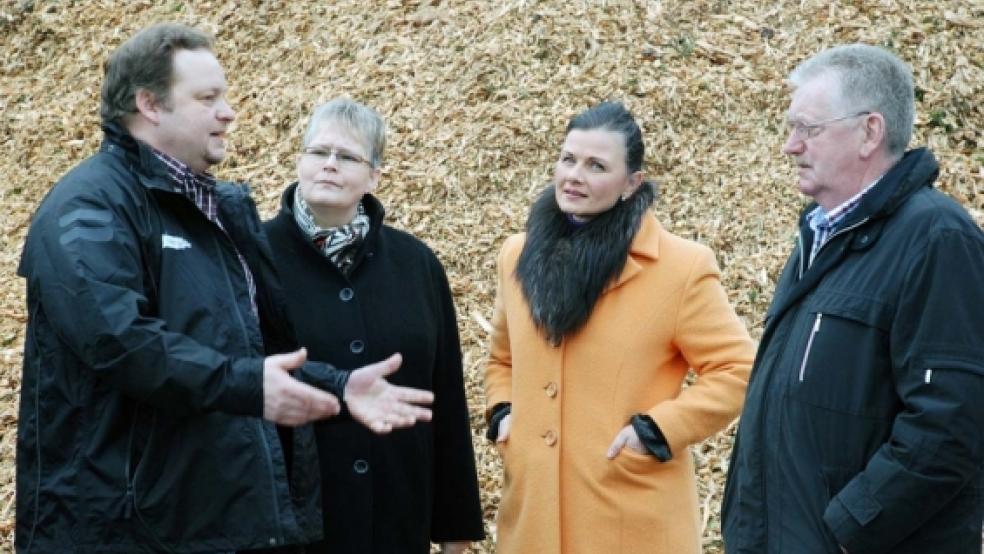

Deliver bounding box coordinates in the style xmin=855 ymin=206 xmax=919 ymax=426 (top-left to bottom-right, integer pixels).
xmin=788 ymin=291 xmax=897 ymax=418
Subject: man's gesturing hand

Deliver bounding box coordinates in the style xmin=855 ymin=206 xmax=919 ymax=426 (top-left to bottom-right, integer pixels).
xmin=263 ymin=348 xmax=341 ymax=425
xmin=345 ymin=353 xmax=434 ymax=433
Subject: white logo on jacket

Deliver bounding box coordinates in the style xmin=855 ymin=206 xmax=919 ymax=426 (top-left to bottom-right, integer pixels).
xmin=162 ymin=234 xmax=192 ymax=250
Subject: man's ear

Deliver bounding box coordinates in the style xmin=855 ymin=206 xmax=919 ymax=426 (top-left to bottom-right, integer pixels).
xmin=134 ymin=88 xmax=163 ymax=125
xmin=859 ymin=112 xmax=886 ymax=158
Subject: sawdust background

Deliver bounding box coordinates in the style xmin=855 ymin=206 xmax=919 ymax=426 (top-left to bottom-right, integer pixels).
xmin=1 ymin=1 xmax=981 ymax=552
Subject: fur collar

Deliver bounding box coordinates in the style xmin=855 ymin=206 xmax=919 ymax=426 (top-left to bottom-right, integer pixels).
xmin=515 ymin=182 xmax=657 ymax=345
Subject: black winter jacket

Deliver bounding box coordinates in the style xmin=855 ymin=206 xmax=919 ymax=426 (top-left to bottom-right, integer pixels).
xmin=264 ymin=185 xmax=485 ymax=553
xmin=16 ymin=124 xmax=342 ymax=552
xmin=723 ymin=148 xmax=984 ymax=553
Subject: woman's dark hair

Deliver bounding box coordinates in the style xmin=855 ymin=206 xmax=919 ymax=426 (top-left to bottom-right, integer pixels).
xmin=100 ymin=23 xmax=213 ymax=124
xmin=566 ymin=101 xmax=645 ymax=174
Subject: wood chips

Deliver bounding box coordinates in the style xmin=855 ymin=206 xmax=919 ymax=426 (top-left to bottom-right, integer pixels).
xmin=0 ymin=1 xmax=981 ymax=551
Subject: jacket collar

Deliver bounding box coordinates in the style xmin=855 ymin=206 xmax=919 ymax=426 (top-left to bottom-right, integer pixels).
xmin=100 ymin=121 xmax=207 ymax=194
xmin=797 ymin=148 xmax=939 ymax=231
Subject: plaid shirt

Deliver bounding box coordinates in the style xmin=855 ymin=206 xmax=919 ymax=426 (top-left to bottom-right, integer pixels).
xmin=805 ymin=177 xmax=881 ymax=267
xmin=152 ymin=150 xmax=258 ymax=316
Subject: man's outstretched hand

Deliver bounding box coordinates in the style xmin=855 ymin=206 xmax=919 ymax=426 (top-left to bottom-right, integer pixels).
xmin=345 ymin=353 xmax=434 ymax=433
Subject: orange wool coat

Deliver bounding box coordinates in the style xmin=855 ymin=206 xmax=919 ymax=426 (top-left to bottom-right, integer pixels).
xmin=485 ymin=213 xmax=755 ymax=554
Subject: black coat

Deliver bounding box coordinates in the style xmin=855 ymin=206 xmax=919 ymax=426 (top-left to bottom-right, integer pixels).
xmin=723 ymin=148 xmax=984 ymax=553
xmin=15 ymin=124 xmax=336 ymax=553
xmin=264 ymin=185 xmax=485 ymax=553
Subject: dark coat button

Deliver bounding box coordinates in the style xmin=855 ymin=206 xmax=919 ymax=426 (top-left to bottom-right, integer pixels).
xmin=339 ymin=288 xmax=354 ymax=302
xmin=350 ymin=340 xmax=365 ymax=354
xmin=353 ymin=459 xmax=369 ymax=474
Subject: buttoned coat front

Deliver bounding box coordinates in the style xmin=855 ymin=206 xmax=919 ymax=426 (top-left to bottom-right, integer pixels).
xmin=485 ymin=213 xmax=755 ymax=554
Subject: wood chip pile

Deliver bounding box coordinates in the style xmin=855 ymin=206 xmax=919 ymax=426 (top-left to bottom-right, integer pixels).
xmin=0 ymin=1 xmax=980 ymax=551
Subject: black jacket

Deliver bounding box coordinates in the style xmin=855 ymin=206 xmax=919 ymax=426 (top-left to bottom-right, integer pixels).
xmin=15 ymin=124 xmax=341 ymax=553
xmin=264 ymin=185 xmax=485 ymax=553
xmin=723 ymin=148 xmax=984 ymax=553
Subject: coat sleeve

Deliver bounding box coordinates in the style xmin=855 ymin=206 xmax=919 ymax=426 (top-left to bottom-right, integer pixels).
xmin=23 ymin=185 xmax=263 ymax=417
xmin=646 ymin=245 xmax=755 ymax=456
xmin=484 ymin=236 xmax=520 ymax=418
xmin=824 ymin=227 xmax=984 ymax=553
xmin=428 ymin=254 xmax=486 ymax=542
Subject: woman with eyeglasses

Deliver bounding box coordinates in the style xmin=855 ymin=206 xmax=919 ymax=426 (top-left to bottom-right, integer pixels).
xmin=264 ymin=98 xmax=484 ymax=554
xmin=484 ymin=101 xmax=755 ymax=553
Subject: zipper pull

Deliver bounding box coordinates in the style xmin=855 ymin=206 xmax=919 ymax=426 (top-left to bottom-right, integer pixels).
xmin=798 ymin=312 xmax=824 ymax=382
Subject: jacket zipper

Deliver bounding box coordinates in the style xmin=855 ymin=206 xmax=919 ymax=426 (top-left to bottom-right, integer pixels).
xmin=799 ymin=216 xmax=871 ymax=276
xmin=124 ymin=409 xmax=139 ymax=520
xmin=26 ymin=329 xmax=42 ymax=552
xmin=212 ymin=232 xmax=285 ymax=546
xmin=798 ymin=313 xmax=823 ymax=382
xmin=797 ymin=232 xmax=806 ymax=279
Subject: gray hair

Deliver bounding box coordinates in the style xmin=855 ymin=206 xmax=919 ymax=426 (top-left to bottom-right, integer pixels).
xmin=101 ymin=23 xmax=214 ymax=124
xmin=789 ymin=44 xmax=914 ymax=157
xmin=302 ymin=98 xmax=386 ymax=168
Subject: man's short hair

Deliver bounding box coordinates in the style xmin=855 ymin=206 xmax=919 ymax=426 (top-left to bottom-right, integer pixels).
xmin=100 ymin=23 xmax=213 ymax=124
xmin=302 ymin=98 xmax=386 ymax=168
xmin=789 ymin=44 xmax=914 ymax=157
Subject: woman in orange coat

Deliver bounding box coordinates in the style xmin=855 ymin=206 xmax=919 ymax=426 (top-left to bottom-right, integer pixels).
xmin=484 ymin=102 xmax=755 ymax=554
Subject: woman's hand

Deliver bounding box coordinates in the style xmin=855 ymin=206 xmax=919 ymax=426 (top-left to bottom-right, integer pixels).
xmin=496 ymin=413 xmax=512 ymax=443
xmin=606 ymin=424 xmax=648 ymax=459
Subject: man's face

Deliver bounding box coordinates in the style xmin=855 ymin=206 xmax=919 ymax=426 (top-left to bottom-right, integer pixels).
xmin=782 ymin=73 xmax=867 ymax=210
xmin=153 ymin=48 xmax=235 ymax=173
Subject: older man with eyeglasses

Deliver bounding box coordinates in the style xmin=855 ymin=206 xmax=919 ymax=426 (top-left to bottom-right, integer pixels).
xmin=722 ymin=44 xmax=984 ymax=554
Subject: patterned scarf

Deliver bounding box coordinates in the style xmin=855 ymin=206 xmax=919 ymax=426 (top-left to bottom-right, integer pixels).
xmin=293 ymin=189 xmax=371 ymax=275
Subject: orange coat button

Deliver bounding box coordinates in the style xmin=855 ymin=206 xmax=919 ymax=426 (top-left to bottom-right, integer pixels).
xmin=543 ymin=430 xmax=557 ymax=446
xmin=544 ymin=382 xmax=558 ymax=398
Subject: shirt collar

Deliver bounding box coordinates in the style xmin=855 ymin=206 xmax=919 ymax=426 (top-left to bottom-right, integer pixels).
xmin=807 ymin=175 xmax=882 ymax=233
xmin=151 ymin=148 xmax=217 ymax=190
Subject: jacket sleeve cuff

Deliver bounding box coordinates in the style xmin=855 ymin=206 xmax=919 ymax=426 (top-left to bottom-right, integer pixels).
xmin=296 ymin=360 xmax=350 ymax=400
xmin=223 ymin=357 xmax=266 ymax=417
xmin=823 ymin=474 xmax=883 ymax=552
xmin=631 ymin=414 xmax=673 ymax=462
xmin=486 ymin=402 xmax=512 ymax=441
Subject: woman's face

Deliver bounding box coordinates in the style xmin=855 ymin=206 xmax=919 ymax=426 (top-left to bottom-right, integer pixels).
xmin=296 ymin=121 xmax=380 ymax=226
xmin=553 ymin=128 xmax=642 ymax=222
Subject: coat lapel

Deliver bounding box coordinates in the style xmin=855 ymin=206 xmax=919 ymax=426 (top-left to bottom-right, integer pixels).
xmin=609 ymin=214 xmax=661 ymax=291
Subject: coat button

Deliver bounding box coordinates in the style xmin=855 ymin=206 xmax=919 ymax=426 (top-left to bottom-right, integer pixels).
xmin=350 ymin=339 xmax=365 ymax=354
xmin=544 ymin=382 xmax=558 ymax=398
xmin=542 ymin=430 xmax=557 ymax=446
xmin=353 ymin=459 xmax=370 ymax=474
xmin=339 ymin=288 xmax=354 ymax=302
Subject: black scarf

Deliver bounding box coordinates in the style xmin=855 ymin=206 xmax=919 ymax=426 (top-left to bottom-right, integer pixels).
xmin=515 ymin=182 xmax=657 ymax=345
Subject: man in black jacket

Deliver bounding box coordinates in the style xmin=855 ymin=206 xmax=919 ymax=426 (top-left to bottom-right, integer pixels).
xmin=722 ymin=44 xmax=984 ymax=553
xmin=16 ymin=23 xmax=433 ymax=553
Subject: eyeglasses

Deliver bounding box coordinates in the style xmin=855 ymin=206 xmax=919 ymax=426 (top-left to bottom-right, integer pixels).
xmin=785 ymin=111 xmax=871 ymax=140
xmin=301 ymin=147 xmax=373 ymax=168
